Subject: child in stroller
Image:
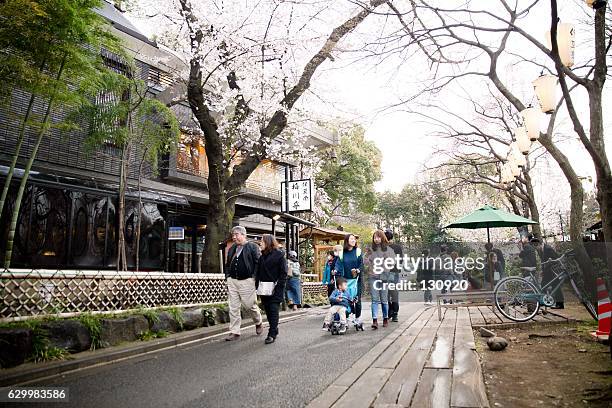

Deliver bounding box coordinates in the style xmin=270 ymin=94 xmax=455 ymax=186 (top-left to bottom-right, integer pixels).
xmin=322 ymin=277 xmax=364 ymax=334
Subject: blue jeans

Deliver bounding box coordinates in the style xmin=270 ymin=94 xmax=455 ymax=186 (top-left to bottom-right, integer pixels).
xmin=369 ymin=276 xmax=388 ymax=319
xmin=286 ymin=277 xmax=301 ymax=305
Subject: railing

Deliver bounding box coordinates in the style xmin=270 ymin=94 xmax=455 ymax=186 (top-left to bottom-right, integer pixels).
xmin=0 ymin=269 xmax=228 ymax=322
xmin=176 ymin=148 xmax=283 ymax=197
xmin=1 ymin=269 xmax=328 ymax=322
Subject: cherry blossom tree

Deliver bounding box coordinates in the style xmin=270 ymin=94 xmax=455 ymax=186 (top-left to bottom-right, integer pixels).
xmin=137 ymin=0 xmax=386 ymax=273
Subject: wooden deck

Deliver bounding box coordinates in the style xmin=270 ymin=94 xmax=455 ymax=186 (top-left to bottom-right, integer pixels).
xmin=307 ymin=304 xmax=574 ymax=408
xmin=466 ymin=305 xmax=571 ymax=329
xmin=307 ymin=307 xmax=490 ymax=408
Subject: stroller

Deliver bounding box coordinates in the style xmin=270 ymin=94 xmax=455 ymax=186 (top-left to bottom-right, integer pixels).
xmin=330 ymin=277 xmax=364 ymax=335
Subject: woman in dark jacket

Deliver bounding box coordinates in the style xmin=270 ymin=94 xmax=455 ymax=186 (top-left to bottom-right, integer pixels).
xmin=255 ymin=234 xmax=287 ymax=344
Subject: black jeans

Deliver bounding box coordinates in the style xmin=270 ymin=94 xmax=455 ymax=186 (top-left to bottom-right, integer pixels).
xmin=262 ymin=298 xmax=280 ymax=338
xmin=388 ymin=289 xmax=399 ymax=317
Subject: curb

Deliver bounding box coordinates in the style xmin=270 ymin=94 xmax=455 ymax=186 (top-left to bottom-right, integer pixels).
xmin=0 ymin=310 xmax=307 ymax=387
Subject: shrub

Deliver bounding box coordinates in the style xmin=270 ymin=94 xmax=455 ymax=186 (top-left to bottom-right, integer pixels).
xmin=77 ymin=313 xmax=102 ymax=350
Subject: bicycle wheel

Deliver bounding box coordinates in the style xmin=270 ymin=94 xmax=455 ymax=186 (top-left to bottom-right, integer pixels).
xmin=494 ymin=277 xmax=540 ymax=322
xmin=569 ymin=277 xmax=597 ymax=320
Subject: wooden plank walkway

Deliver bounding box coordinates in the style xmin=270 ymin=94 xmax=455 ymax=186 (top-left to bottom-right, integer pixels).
xmin=466 ymin=305 xmax=570 ymax=329
xmin=307 ymin=304 xmax=573 ymax=408
xmin=306 ymin=307 xmax=490 ymax=408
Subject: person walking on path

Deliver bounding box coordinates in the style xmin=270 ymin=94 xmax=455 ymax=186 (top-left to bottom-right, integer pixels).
xmin=518 ymin=233 xmax=538 ymax=277
xmin=531 ymin=237 xmax=565 ymax=309
xmin=484 ymin=242 xmax=505 ymax=282
xmin=255 ymin=234 xmax=288 ymax=344
xmin=417 ymin=249 xmax=434 ymax=305
xmin=224 ymin=226 xmax=263 ymax=341
xmin=438 ymin=244 xmax=453 ymax=303
xmin=323 ymin=246 xmax=341 ymax=297
xmin=366 ymin=230 xmax=395 ymax=329
xmin=286 ymin=250 xmax=301 ymax=311
xmin=384 ymin=229 xmax=402 ymax=322
xmin=335 ymin=234 xmax=364 ymax=328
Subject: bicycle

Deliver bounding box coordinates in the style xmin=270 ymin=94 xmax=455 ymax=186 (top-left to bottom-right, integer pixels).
xmin=493 ymin=250 xmax=597 ymax=322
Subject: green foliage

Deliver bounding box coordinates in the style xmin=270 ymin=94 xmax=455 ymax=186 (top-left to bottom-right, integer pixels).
xmin=81 ymin=74 xmax=180 ymax=171
xmin=344 ymin=223 xmax=376 ymax=246
xmin=375 ymin=182 xmax=448 ymax=244
xmin=165 ymin=307 xmax=184 ymax=330
xmin=201 ymin=308 xmax=215 ymax=325
xmin=316 ymin=125 xmax=382 ymax=222
xmin=302 ymin=293 xmax=328 ymax=306
xmin=78 ymin=313 xmax=102 ymax=350
xmin=28 ymin=326 xmax=69 ymax=363
xmin=137 ymin=306 xmax=161 ymax=326
xmin=0 ymin=0 xmax=125 ymax=267
xmin=138 ymin=329 xmax=168 ymax=341
xmin=0 ymin=0 xmax=122 ymax=116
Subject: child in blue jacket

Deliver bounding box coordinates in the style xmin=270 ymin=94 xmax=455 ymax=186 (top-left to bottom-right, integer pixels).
xmin=322 ymin=277 xmax=350 ymax=331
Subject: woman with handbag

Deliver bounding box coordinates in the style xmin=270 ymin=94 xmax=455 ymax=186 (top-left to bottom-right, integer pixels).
xmin=256 ymin=234 xmax=287 ymax=344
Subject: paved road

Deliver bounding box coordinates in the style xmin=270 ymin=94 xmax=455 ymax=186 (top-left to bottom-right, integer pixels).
xmin=16 ymin=302 xmax=424 ymax=408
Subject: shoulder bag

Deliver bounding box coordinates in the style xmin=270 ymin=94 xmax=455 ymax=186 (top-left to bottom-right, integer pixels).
xmin=256 ymin=256 xmax=277 ymax=296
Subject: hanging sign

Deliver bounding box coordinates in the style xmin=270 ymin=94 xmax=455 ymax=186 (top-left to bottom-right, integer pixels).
xmin=281 ymin=179 xmax=313 ymax=213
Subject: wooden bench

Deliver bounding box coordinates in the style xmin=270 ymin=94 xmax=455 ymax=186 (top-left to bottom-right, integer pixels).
xmin=436 ymin=290 xmax=495 ymax=320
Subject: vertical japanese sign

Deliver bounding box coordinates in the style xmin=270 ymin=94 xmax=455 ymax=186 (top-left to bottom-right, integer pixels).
xmin=281 ymin=179 xmax=313 ymax=212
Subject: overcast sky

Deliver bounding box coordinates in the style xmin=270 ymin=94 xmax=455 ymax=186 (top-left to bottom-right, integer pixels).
xmin=128 ymin=0 xmax=611 ymax=227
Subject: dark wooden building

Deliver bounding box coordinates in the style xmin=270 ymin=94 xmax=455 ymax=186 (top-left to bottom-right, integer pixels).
xmin=0 ymin=1 xmax=333 ymax=273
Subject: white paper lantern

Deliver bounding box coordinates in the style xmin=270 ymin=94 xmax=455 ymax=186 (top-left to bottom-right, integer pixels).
xmin=533 ymin=74 xmax=558 ymax=114
xmin=507 ymin=155 xmax=522 ymax=177
xmin=546 ymin=23 xmax=575 ymax=68
xmin=501 ymin=164 xmax=514 ymax=184
xmin=515 ymin=127 xmax=531 ymax=155
xmin=510 ymin=142 xmax=527 ymax=168
xmin=520 ymin=107 xmax=541 ymax=141
xmin=510 ymin=162 xmax=521 ymax=178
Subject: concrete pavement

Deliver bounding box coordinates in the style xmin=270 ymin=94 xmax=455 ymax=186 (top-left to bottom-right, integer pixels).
xmin=6 ymin=302 xmax=424 ymax=408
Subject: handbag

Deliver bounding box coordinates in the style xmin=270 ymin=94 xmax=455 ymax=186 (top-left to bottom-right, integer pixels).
xmin=256 ymin=257 xmax=277 ymax=296
xmin=257 ymin=281 xmax=276 ymax=296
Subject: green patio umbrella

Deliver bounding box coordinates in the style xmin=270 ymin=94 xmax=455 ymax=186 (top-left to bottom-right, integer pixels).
xmin=444 ymin=205 xmax=538 ymax=289
xmin=443 ymin=205 xmax=538 ymax=243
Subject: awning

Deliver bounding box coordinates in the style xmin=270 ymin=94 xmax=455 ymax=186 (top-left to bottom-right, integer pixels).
xmin=0 ymin=165 xmax=189 ymax=206
xmin=271 ymin=211 xmax=316 ymax=226
xmin=298 ymin=226 xmax=357 ymax=239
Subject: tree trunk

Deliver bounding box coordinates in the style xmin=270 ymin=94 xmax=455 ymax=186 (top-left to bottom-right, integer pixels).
xmin=0 ymin=57 xmax=47 ymax=220
xmin=595 ymin=173 xmax=612 ymax=284
xmin=135 ymin=148 xmax=148 ymax=272
xmin=201 ymin=198 xmax=235 ymax=274
xmin=550 ymin=2 xmax=611 ymax=285
xmin=3 ymin=57 xmax=66 ymax=268
xmin=0 ymin=93 xmax=36 ymax=220
xmin=539 ymin=134 xmax=596 ymax=298
xmin=117 ymin=141 xmax=131 ymax=271
xmin=522 ymin=171 xmax=542 ymax=239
